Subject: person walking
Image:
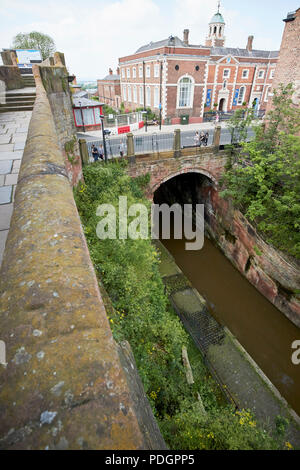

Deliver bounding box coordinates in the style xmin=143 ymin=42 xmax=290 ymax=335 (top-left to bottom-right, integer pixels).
xmin=204 ymin=132 xmax=209 ymax=147
xmin=194 ymin=131 xmax=200 ymax=147
xmin=91 ymin=144 xmax=99 ymax=162
xmin=98 ymin=144 xmax=104 ymax=161
xmin=199 ymin=131 xmax=205 ymax=146
xmin=119 ymin=142 xmax=125 ymax=158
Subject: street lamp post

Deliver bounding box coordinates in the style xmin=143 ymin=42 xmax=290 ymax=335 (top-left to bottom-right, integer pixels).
xmin=143 ymin=60 xmax=147 ymax=132
xmin=100 ymin=114 xmax=108 ymax=163
xmin=79 ymin=101 xmax=85 ymax=133
xmin=157 ymin=54 xmax=166 ymax=131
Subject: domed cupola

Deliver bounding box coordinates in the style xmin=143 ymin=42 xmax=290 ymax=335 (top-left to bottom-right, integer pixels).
xmin=206 ymin=2 xmax=226 ymax=47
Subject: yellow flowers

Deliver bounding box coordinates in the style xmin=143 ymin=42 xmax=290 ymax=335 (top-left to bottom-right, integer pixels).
xmin=285 ymin=441 xmax=293 ymax=450
xmin=150 ymin=391 xmax=157 ymax=400
xmin=207 ymin=432 xmax=215 ymax=439
xmin=236 ymin=409 xmax=256 ymax=427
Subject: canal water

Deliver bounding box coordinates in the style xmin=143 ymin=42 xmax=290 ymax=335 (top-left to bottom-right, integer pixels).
xmin=162 ymin=236 xmax=300 ymax=416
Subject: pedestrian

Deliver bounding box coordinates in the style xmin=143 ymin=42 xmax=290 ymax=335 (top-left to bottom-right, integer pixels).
xmin=119 ymin=142 xmax=125 ymax=158
xmin=99 ymin=144 xmax=104 ymax=161
xmin=215 ymin=112 xmax=220 ymax=124
xmin=91 ymin=144 xmax=99 ymax=162
xmin=199 ymin=131 xmax=205 ymax=146
xmin=204 ymin=132 xmax=209 ymax=146
xmin=194 ymin=131 xmax=200 ymax=147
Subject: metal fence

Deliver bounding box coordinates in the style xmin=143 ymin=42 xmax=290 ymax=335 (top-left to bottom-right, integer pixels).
xmin=85 ymin=126 xmax=256 ymax=161
xmin=203 ymin=109 xmax=265 ymax=123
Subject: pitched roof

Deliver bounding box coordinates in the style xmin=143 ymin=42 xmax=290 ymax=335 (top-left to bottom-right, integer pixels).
xmin=135 ymin=36 xmax=185 ymax=53
xmin=73 ymin=96 xmax=104 ymax=107
xmin=101 ymin=74 xmax=120 ymax=81
xmin=211 ymin=47 xmax=279 ymax=59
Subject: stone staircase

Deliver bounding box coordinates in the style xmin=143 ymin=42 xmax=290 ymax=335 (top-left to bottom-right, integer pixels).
xmin=0 ymin=75 xmax=36 ymax=113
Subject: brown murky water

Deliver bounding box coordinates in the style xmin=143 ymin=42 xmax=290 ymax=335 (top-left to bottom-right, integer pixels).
xmin=162 ymin=236 xmax=300 ymax=416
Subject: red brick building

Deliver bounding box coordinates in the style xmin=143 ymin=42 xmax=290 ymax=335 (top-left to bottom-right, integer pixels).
xmin=119 ymin=6 xmax=279 ymax=124
xmin=97 ymin=68 xmax=121 ymax=110
xmin=266 ymin=8 xmax=300 ymax=114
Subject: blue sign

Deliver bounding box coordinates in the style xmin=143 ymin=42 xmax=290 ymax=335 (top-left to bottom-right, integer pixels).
xmin=159 ymin=103 xmax=162 ymax=110
xmin=206 ymin=89 xmax=212 ymax=107
xmin=233 ymin=88 xmax=239 ymax=106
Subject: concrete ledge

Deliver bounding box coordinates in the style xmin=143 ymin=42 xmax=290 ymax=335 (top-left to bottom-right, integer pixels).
xmin=0 ymin=65 xmax=154 ymax=450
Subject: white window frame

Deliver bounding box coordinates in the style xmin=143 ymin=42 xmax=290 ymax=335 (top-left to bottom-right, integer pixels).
xmin=237 ymin=86 xmax=246 ymax=105
xmin=133 ymin=85 xmax=137 ymax=103
xmin=176 ymin=75 xmax=194 ymax=109
xmin=270 ymin=69 xmax=275 ymax=79
xmin=242 ymin=69 xmax=249 ymax=79
xmin=122 ymin=68 xmax=125 ymax=79
xmin=139 ymin=66 xmax=143 ymax=78
xmin=154 ymin=86 xmax=159 ymax=108
xmin=258 ymin=70 xmax=264 ymax=79
xmin=264 ymin=85 xmax=271 ymax=102
xmin=139 ymin=86 xmax=144 ymax=105
xmin=128 ymin=85 xmax=132 ymax=102
xmin=123 ymin=85 xmax=127 ymax=101
xmin=146 ymin=86 xmax=151 ymax=106
xmin=154 ymin=64 xmax=160 ymax=78
xmin=223 ymin=69 xmax=230 ymax=79
xmin=133 ymin=67 xmax=136 ymax=78
xmin=127 ymin=68 xmax=130 ymax=79
xmin=146 ymin=65 xmax=151 ymax=78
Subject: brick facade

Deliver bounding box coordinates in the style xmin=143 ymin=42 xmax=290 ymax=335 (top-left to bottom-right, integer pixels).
xmin=266 ymin=8 xmax=300 ymax=114
xmin=97 ymin=68 xmax=121 ymax=110
xmin=118 ymin=9 xmax=278 ymax=123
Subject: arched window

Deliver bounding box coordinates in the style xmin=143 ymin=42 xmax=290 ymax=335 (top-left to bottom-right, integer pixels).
xmin=237 ymin=86 xmax=245 ymax=105
xmin=128 ymin=86 xmax=132 ymax=102
xmin=223 ymin=80 xmax=227 ymax=90
xmin=214 ymin=26 xmax=217 ymax=34
xmin=219 ymin=26 xmax=222 ymax=36
xmin=133 ymin=85 xmax=137 ymax=103
xmin=177 ymin=77 xmax=193 ymax=108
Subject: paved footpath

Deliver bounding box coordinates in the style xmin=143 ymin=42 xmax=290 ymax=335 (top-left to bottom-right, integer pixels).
xmin=0 ymin=110 xmax=32 ymax=266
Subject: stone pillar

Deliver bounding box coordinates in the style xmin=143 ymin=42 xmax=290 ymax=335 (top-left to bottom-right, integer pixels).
xmin=127 ymin=132 xmax=135 ymax=163
xmin=213 ymin=125 xmax=221 ymax=151
xmin=53 ymin=52 xmax=66 ymax=66
xmin=10 ymin=51 xmax=18 ymax=66
xmin=79 ymin=139 xmax=89 ymax=165
xmin=173 ymin=129 xmax=181 ymax=158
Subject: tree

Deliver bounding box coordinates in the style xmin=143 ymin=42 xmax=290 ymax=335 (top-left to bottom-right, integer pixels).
xmin=12 ymin=31 xmax=56 ymax=60
xmin=220 ymin=84 xmax=300 ymax=258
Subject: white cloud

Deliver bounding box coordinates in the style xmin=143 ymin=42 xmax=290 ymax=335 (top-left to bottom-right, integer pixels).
xmin=0 ymin=0 xmax=283 ymax=80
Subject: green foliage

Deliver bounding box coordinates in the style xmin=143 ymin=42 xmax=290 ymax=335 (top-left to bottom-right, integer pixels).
xmin=135 ymin=106 xmax=158 ymax=121
xmin=221 ymin=84 xmax=300 ymax=258
xmin=74 ymin=161 xmax=287 ymax=450
xmin=103 ymin=104 xmax=117 ymax=116
xmin=12 ymin=31 xmax=56 ymax=60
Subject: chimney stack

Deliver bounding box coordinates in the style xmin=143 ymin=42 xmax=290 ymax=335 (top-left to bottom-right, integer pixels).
xmin=116 ymin=67 xmax=120 ymax=76
xmin=183 ymin=29 xmax=189 ymax=46
xmin=109 ymin=68 xmax=113 ymax=75
xmin=246 ymin=35 xmax=254 ymax=51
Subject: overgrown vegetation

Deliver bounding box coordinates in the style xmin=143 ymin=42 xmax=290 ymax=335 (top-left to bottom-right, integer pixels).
xmin=12 ymin=31 xmax=56 ymax=60
xmin=74 ymin=161 xmax=290 ymax=450
xmin=221 ymin=84 xmax=300 ymax=258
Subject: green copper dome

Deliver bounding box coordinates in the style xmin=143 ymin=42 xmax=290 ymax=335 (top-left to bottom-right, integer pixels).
xmin=209 ymin=12 xmax=225 ymax=24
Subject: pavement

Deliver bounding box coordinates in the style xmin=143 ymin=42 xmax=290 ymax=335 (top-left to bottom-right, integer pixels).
xmin=78 ymin=120 xmax=230 ymax=141
xmin=0 ymin=110 xmax=32 ymax=266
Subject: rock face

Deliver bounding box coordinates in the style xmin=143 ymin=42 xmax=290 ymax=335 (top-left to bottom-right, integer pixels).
xmin=129 ymin=153 xmax=300 ymax=326
xmin=206 ymin=186 xmax=300 ymax=328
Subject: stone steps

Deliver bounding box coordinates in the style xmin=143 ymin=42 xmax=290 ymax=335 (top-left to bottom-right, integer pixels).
xmin=0 ymin=89 xmax=36 ymax=112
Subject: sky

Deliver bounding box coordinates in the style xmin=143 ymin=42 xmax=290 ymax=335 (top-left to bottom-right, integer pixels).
xmin=0 ymin=0 xmax=299 ymax=81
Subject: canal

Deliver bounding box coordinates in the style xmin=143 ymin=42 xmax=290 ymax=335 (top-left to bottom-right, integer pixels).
xmin=161 ymin=235 xmax=300 ymax=416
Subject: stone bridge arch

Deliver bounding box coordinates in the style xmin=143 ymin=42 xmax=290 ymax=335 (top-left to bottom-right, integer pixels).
xmin=151 ymin=168 xmax=218 ymax=196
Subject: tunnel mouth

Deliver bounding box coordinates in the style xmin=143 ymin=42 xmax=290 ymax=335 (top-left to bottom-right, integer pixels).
xmin=153 ymin=171 xmax=215 ymax=232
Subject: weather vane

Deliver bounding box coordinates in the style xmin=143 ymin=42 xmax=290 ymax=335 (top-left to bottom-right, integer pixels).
xmin=217 ymin=1 xmax=221 ymax=13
